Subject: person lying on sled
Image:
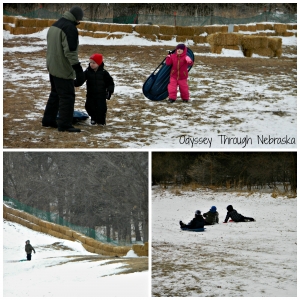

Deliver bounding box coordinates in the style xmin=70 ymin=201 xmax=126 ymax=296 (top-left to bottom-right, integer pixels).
xmin=203 ymin=206 xmax=219 ymax=225
xmin=223 ymin=205 xmax=255 ymax=223
xmin=180 ymin=210 xmax=205 ymax=229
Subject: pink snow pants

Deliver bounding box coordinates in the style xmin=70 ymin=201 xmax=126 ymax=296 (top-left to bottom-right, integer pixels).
xmin=168 ymin=77 xmax=189 ymax=100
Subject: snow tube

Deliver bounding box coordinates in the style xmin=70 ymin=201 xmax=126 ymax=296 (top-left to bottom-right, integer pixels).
xmin=181 ymin=227 xmax=205 ymax=232
xmin=142 ymin=47 xmax=195 ymax=101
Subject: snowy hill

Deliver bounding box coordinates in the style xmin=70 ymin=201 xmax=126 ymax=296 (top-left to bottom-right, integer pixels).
xmin=3 ymin=220 xmax=148 ymax=297
xmin=152 ymin=187 xmax=297 ymax=297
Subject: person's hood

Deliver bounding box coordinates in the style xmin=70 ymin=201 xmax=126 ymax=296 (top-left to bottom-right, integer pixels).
xmin=177 ymin=46 xmax=188 ymax=57
xmin=62 ymin=11 xmax=78 ymax=25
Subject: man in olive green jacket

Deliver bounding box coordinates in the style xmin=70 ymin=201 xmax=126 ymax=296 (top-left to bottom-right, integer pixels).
xmin=42 ymin=6 xmax=84 ymax=132
xmin=203 ymin=206 xmax=219 ymax=225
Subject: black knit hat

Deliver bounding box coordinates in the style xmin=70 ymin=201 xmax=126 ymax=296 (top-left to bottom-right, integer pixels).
xmin=70 ymin=6 xmax=83 ymax=21
xmin=227 ymin=205 xmax=233 ymax=211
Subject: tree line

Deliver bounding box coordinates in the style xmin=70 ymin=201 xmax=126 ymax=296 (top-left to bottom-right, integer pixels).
xmin=152 ymin=152 xmax=297 ymax=193
xmin=3 ymin=152 xmax=148 ymax=244
xmin=3 ymin=3 xmax=297 ymax=20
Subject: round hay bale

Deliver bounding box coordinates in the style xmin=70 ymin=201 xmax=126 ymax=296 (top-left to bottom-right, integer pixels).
xmin=159 ymin=25 xmax=176 ymax=35
xmin=110 ymin=24 xmax=133 ymax=33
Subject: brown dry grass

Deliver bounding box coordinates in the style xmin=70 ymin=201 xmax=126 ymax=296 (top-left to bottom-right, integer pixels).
xmin=3 ymin=35 xmax=297 ymax=148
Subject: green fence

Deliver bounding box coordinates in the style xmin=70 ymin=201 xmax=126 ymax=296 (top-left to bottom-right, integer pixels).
xmin=4 ymin=9 xmax=297 ymax=26
xmin=3 ymin=196 xmax=120 ymax=245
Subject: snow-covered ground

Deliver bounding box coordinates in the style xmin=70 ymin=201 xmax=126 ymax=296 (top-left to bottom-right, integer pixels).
xmin=3 ymin=23 xmax=297 ymax=149
xmin=3 ymin=221 xmax=148 ymax=297
xmin=152 ymin=186 xmax=297 ymax=297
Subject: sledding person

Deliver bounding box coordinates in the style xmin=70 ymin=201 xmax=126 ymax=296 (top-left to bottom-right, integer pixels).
xmin=180 ymin=210 xmax=205 ymax=229
xmin=165 ymin=43 xmax=193 ymax=103
xmin=203 ymin=206 xmax=219 ymax=225
xmin=42 ymin=6 xmax=84 ymax=132
xmin=74 ymin=53 xmax=115 ymax=126
xmin=25 ymin=240 xmax=36 ymax=261
xmin=223 ymin=205 xmax=255 ymax=223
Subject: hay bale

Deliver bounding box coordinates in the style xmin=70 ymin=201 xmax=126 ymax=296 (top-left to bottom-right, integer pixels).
xmin=292 ymin=24 xmax=297 ymax=30
xmin=176 ymin=26 xmax=195 ymax=36
xmin=81 ymin=31 xmax=94 ymax=37
xmin=82 ymin=244 xmax=95 ymax=253
xmin=48 ymin=19 xmax=56 ymax=27
xmin=110 ymin=24 xmax=133 ymax=33
xmin=4 ymin=206 xmax=14 ymax=214
xmin=252 ymin=47 xmax=274 ymax=57
xmin=233 ymin=25 xmax=239 ymax=32
xmin=94 ymin=23 xmax=111 ymax=32
xmin=72 ymin=231 xmax=82 ymax=239
xmin=193 ymin=36 xmax=207 ymax=44
xmin=3 ymin=211 xmax=7 ymax=219
xmin=267 ymin=37 xmax=282 ymax=51
xmin=65 ymin=229 xmax=74 ymax=238
xmin=176 ymin=35 xmax=192 ymax=43
xmin=138 ymin=34 xmax=157 ymax=42
xmin=193 ymin=26 xmax=206 ymax=35
xmin=84 ymin=22 xmax=98 ymax=32
xmin=247 ymin=25 xmax=257 ymax=32
xmin=144 ymin=242 xmax=148 ymax=251
xmin=134 ymin=24 xmax=159 ymax=35
xmin=36 ymin=19 xmax=49 ymax=27
xmin=32 ymin=224 xmax=42 ymax=232
xmin=48 ymin=230 xmax=63 ymax=239
xmin=4 ymin=15 xmax=16 ymax=23
xmin=274 ymin=49 xmax=282 ymax=58
xmin=256 ymin=23 xmax=265 ymax=31
xmin=243 ymin=49 xmax=253 ymax=57
xmin=274 ymin=23 xmax=287 ymax=34
xmin=264 ymin=24 xmax=274 ymax=30
xmin=241 ymin=36 xmax=268 ymax=50
xmin=13 ymin=27 xmax=28 ymax=35
xmin=77 ymin=235 xmax=86 ymax=244
xmin=238 ymin=25 xmax=248 ymax=31
xmin=85 ymin=237 xmax=95 ymax=247
xmin=223 ymin=45 xmax=240 ymax=51
xmin=21 ymin=18 xmax=37 ymax=27
xmin=40 ymin=227 xmax=49 ymax=234
xmin=38 ymin=219 xmax=48 ymax=228
xmin=207 ymin=33 xmax=242 ymax=46
xmin=211 ymin=45 xmax=223 ymax=54
xmin=158 ymin=34 xmax=174 ymax=41
xmin=282 ymin=31 xmax=295 ymax=37
xmin=159 ymin=25 xmax=176 ymax=35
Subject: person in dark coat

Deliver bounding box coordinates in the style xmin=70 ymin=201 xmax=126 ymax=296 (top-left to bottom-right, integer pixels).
xmin=180 ymin=210 xmax=205 ymax=229
xmin=203 ymin=206 xmax=219 ymax=225
xmin=223 ymin=205 xmax=255 ymax=223
xmin=42 ymin=6 xmax=84 ymax=132
xmin=25 ymin=240 xmax=36 ymax=261
xmin=75 ymin=53 xmax=115 ymax=126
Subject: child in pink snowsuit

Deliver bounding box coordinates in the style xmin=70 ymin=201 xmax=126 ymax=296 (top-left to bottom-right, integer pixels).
xmin=165 ymin=44 xmax=193 ymax=103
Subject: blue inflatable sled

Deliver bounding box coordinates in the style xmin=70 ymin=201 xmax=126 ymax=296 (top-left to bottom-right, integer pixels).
xmin=57 ymin=110 xmax=89 ymax=123
xmin=142 ymin=48 xmax=195 ymax=101
xmin=181 ymin=227 xmax=205 ymax=232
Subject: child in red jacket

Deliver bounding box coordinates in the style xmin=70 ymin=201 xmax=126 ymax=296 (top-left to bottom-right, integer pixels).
xmin=165 ymin=44 xmax=193 ymax=103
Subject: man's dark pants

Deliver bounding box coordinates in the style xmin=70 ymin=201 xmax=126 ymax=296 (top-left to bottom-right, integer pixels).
xmin=42 ymin=74 xmax=75 ymax=130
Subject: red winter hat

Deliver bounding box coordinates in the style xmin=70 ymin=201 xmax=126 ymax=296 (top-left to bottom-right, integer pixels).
xmin=90 ymin=53 xmax=103 ymax=65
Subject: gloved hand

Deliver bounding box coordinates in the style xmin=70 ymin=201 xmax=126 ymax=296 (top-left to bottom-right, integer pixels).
xmin=185 ymin=56 xmax=192 ymax=64
xmin=72 ymin=62 xmax=85 ymax=85
xmin=106 ymin=91 xmax=112 ymax=100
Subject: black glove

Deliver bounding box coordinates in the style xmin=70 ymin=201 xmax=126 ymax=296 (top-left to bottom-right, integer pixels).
xmin=168 ymin=50 xmax=172 ymax=55
xmin=106 ymin=91 xmax=112 ymax=100
xmin=72 ymin=62 xmax=85 ymax=86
